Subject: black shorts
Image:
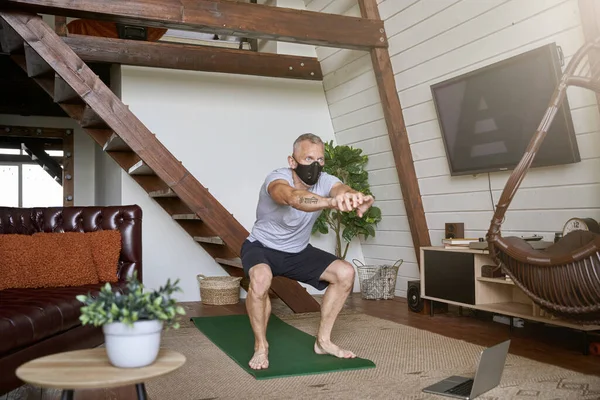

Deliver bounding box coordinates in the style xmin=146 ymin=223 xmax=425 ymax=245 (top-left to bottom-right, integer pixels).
xmin=240 ymin=239 xmax=338 ymax=291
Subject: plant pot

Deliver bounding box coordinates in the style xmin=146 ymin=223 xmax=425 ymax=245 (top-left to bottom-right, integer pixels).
xmin=102 ymin=320 xmax=163 ymax=368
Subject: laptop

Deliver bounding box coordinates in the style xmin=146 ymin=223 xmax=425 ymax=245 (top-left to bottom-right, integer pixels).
xmin=422 ymin=339 xmax=510 ymax=399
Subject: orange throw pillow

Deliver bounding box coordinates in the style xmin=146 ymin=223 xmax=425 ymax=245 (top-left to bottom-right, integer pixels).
xmin=0 ymin=232 xmax=99 ymax=290
xmin=87 ymin=230 xmax=121 ymax=283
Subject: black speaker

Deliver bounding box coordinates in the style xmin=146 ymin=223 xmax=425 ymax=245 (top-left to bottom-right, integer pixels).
xmin=445 ymin=222 xmax=464 ymax=239
xmin=407 ymin=280 xmax=423 ymax=313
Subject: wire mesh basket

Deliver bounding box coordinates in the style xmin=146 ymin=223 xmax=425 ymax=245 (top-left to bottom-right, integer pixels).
xmin=353 ymin=259 xmax=403 ymax=300
xmin=197 ymin=274 xmax=242 ymax=305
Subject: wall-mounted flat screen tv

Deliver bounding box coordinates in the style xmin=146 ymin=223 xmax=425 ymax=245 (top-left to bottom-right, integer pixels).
xmin=431 ymin=43 xmax=580 ymax=176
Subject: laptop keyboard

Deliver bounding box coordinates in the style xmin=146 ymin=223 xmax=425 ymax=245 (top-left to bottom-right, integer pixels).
xmin=445 ymin=379 xmax=474 ymax=396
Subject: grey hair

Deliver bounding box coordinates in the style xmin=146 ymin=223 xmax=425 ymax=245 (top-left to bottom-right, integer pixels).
xmin=293 ymin=133 xmax=324 ymax=154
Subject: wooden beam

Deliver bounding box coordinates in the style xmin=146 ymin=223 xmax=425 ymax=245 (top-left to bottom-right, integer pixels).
xmin=578 ymin=0 xmax=600 ymax=116
xmin=358 ymin=0 xmax=431 ymax=266
xmin=3 ymin=0 xmax=387 ymax=51
xmin=0 ymin=124 xmax=70 ymax=138
xmin=62 ymin=34 xmax=322 ymax=80
xmin=0 ymin=135 xmax=62 ymax=147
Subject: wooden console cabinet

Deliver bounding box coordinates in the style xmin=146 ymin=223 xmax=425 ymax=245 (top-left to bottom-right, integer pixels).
xmin=420 ymin=246 xmax=600 ymax=332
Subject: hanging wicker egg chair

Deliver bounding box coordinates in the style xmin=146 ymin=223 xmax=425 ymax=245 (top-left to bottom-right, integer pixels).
xmin=486 ymin=38 xmax=600 ymax=325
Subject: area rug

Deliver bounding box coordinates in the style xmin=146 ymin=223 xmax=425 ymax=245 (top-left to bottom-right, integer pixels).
xmin=146 ymin=312 xmax=600 ymax=399
xmin=191 ymin=314 xmax=375 ymax=379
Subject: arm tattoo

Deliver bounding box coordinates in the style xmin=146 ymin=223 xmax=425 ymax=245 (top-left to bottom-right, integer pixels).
xmin=299 ymin=196 xmax=318 ymax=204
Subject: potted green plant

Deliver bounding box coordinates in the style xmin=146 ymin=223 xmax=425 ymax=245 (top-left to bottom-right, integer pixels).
xmin=312 ymin=140 xmax=382 ymax=259
xmin=76 ymin=273 xmax=186 ymax=368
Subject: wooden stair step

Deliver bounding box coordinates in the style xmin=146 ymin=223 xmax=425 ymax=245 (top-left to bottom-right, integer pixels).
xmin=103 ymin=132 xmax=131 ymax=152
xmin=132 ymin=175 xmax=172 ymax=194
xmin=34 ymin=76 xmax=55 ymax=98
xmin=59 ymin=103 xmax=85 ymax=121
xmin=128 ymin=160 xmax=155 ymax=176
xmin=0 ymin=20 xmax=24 ymax=53
xmin=172 ymin=213 xmax=201 ymax=220
xmin=149 ymin=188 xmax=177 ymax=198
xmin=194 ymin=236 xmax=224 ymax=245
xmin=215 ymin=257 xmax=243 ymax=268
xmin=54 ymin=75 xmax=82 ymax=104
xmin=80 ymin=105 xmax=109 ymax=129
xmin=85 ymin=128 xmax=115 ymax=148
xmin=24 ymin=43 xmax=53 ymax=78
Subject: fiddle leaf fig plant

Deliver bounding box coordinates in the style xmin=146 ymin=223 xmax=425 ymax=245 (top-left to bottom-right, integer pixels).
xmin=312 ymin=140 xmax=382 ymax=259
xmin=76 ymin=272 xmax=186 ymax=329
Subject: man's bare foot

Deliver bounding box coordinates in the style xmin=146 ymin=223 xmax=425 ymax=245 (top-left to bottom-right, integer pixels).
xmin=249 ymin=349 xmax=269 ymax=370
xmin=314 ymin=340 xmax=356 ymax=358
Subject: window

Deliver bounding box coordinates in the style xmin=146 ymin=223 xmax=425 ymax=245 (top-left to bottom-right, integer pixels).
xmin=0 ymin=127 xmax=74 ymax=206
xmin=22 ymin=164 xmax=63 ymax=207
xmin=0 ymin=160 xmax=63 ymax=208
xmin=0 ymin=165 xmax=19 ymax=207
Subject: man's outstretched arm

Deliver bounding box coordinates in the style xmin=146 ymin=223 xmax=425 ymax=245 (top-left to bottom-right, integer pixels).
xmin=268 ymin=180 xmax=349 ymax=212
xmin=329 ymin=182 xmax=374 ymax=216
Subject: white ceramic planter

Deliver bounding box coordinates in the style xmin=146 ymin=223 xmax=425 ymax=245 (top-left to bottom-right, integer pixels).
xmin=102 ymin=320 xmax=163 ymax=368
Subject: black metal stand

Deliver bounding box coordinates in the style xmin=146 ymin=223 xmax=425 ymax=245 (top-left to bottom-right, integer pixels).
xmin=430 ymin=300 xmax=435 ymax=317
xmin=61 ymin=390 xmax=74 ymax=400
xmin=136 ymin=383 xmax=148 ymax=400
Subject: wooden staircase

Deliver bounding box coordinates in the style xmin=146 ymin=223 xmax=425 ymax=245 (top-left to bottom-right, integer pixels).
xmin=0 ymin=10 xmax=320 ymax=313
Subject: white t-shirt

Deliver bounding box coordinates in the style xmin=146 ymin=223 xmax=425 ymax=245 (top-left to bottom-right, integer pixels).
xmin=247 ymin=168 xmax=341 ymax=253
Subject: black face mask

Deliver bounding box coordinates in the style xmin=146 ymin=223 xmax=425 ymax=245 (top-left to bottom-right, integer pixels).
xmin=293 ymin=158 xmax=323 ymax=186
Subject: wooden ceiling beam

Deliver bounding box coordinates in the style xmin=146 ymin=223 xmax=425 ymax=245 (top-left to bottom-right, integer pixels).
xmin=2 ymin=0 xmax=387 ymax=51
xmin=358 ymin=0 xmax=431 ymax=266
xmin=63 ymin=34 xmax=323 ymax=80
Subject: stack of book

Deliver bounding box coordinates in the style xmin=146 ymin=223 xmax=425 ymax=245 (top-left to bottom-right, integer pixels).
xmin=442 ymin=238 xmax=480 ymax=249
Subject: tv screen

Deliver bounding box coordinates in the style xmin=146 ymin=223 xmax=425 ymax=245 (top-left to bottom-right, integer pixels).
xmin=431 ymin=43 xmax=580 ymax=176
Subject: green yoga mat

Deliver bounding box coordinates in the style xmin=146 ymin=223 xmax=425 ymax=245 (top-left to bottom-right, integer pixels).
xmin=191 ymin=314 xmax=375 ymax=380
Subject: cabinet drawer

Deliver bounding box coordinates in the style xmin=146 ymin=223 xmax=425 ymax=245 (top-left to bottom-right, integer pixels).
xmin=423 ymin=250 xmax=475 ymax=304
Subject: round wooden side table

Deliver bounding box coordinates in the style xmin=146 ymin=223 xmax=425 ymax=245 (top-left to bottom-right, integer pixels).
xmin=16 ymin=348 xmax=186 ymax=400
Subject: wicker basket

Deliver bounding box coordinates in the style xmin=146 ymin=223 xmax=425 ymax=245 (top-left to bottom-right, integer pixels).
xmin=197 ymin=274 xmax=242 ymax=305
xmin=353 ymin=259 xmax=403 ymax=300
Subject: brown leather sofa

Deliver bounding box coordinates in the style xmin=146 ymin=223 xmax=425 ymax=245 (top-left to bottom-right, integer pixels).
xmin=0 ymin=205 xmax=142 ymax=395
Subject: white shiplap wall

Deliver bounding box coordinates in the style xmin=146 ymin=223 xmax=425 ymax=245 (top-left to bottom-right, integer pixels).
xmin=304 ymin=0 xmax=600 ymax=298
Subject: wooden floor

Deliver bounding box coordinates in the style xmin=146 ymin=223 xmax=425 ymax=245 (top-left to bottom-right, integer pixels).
xmin=3 ymin=294 xmax=600 ymax=399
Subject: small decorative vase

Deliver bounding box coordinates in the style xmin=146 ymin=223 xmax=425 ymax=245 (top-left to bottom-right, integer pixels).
xmin=102 ymin=320 xmax=163 ymax=368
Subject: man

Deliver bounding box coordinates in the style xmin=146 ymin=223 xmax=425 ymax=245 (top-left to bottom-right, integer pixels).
xmin=241 ymin=133 xmax=375 ymax=370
